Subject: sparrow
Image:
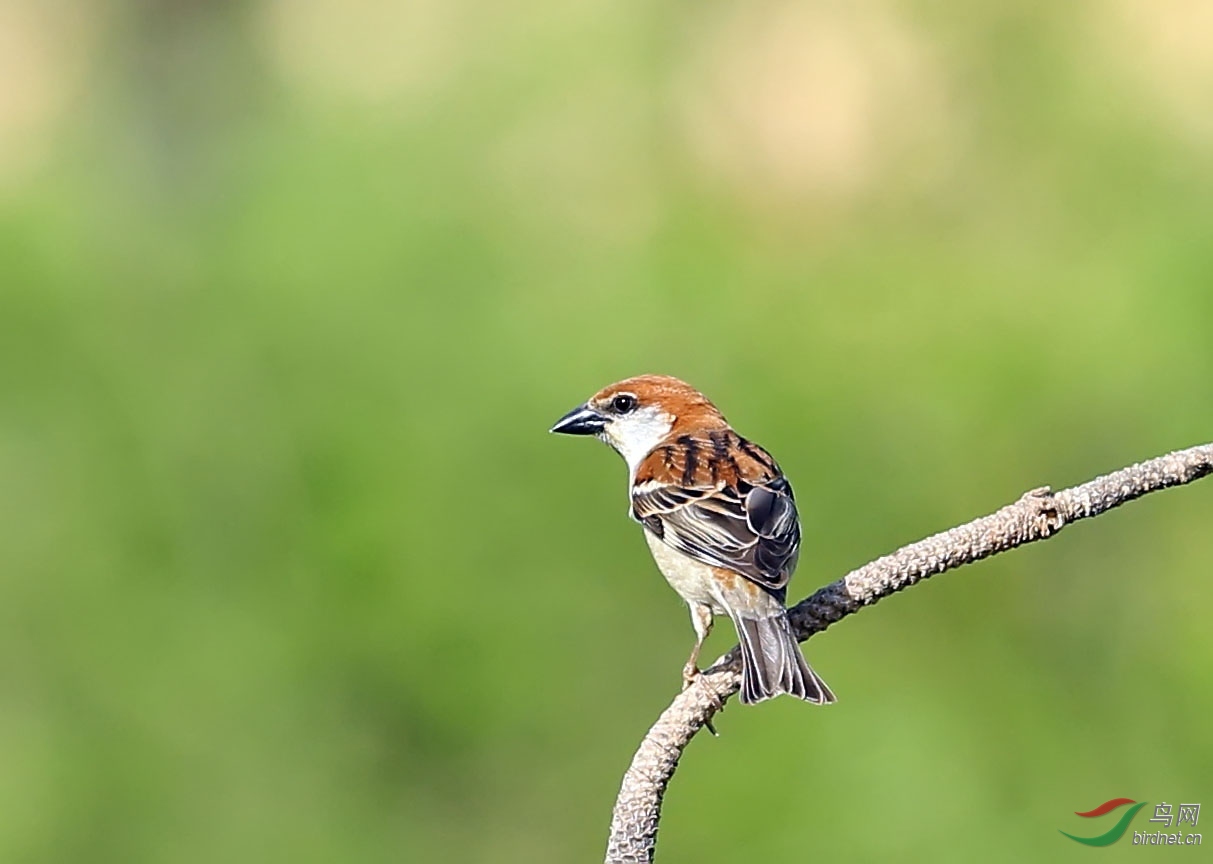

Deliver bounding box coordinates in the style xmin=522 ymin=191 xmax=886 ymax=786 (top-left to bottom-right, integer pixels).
xmin=551 ymin=374 xmax=835 ymax=705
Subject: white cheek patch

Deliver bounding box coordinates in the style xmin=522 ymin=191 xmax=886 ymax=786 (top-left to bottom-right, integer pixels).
xmin=604 ymin=407 xmax=674 ymax=475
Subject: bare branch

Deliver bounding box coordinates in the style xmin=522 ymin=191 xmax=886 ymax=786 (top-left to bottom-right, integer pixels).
xmin=605 ymin=443 xmax=1213 ymax=864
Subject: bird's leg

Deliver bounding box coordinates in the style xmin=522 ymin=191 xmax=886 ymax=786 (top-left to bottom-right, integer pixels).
xmin=682 ymin=603 xmax=714 ymax=690
xmin=683 ymin=603 xmax=724 ymax=735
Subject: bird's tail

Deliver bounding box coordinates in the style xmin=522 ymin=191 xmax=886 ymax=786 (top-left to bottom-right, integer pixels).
xmin=734 ymin=613 xmax=836 ymax=705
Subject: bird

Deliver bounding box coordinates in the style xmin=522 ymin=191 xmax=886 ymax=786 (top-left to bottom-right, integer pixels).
xmin=550 ymin=374 xmax=835 ymax=705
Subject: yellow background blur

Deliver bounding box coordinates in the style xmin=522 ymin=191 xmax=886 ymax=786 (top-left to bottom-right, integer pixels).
xmin=2 ymin=1 xmax=1210 ymax=861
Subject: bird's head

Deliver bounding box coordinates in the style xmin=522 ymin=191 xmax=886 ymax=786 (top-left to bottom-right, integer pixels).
xmin=550 ymin=374 xmax=727 ymax=471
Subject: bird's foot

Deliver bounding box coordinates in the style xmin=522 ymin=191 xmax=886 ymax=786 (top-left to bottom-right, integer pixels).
xmin=681 ymin=662 xmax=702 ymax=691
xmin=682 ymin=662 xmax=725 ymax=736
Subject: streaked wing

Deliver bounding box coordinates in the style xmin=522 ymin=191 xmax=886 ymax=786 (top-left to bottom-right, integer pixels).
xmin=633 ymin=473 xmax=801 ymax=594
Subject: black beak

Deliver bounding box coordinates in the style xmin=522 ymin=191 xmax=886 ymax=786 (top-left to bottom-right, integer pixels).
xmin=550 ymin=403 xmax=607 ymax=436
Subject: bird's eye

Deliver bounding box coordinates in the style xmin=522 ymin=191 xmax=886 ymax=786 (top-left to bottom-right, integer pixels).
xmin=610 ymin=394 xmax=638 ymax=415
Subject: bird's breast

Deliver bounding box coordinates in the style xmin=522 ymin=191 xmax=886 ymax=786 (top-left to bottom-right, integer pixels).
xmin=643 ymin=528 xmax=724 ymax=610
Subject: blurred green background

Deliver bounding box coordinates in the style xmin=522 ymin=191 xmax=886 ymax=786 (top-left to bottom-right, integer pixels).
xmin=2 ymin=1 xmax=1211 ymax=861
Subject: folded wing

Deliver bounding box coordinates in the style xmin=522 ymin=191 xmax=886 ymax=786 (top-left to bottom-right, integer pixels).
xmin=632 ymin=443 xmax=801 ymax=595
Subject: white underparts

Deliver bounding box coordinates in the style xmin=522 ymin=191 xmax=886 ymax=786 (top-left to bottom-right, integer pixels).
xmin=644 ymin=527 xmax=722 ymax=611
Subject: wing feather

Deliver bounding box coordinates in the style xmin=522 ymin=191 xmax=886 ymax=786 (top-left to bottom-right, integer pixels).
xmin=633 ymin=445 xmax=801 ymax=594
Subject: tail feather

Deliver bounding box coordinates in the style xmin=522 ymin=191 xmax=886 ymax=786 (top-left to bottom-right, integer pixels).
xmin=734 ymin=614 xmax=836 ymax=705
